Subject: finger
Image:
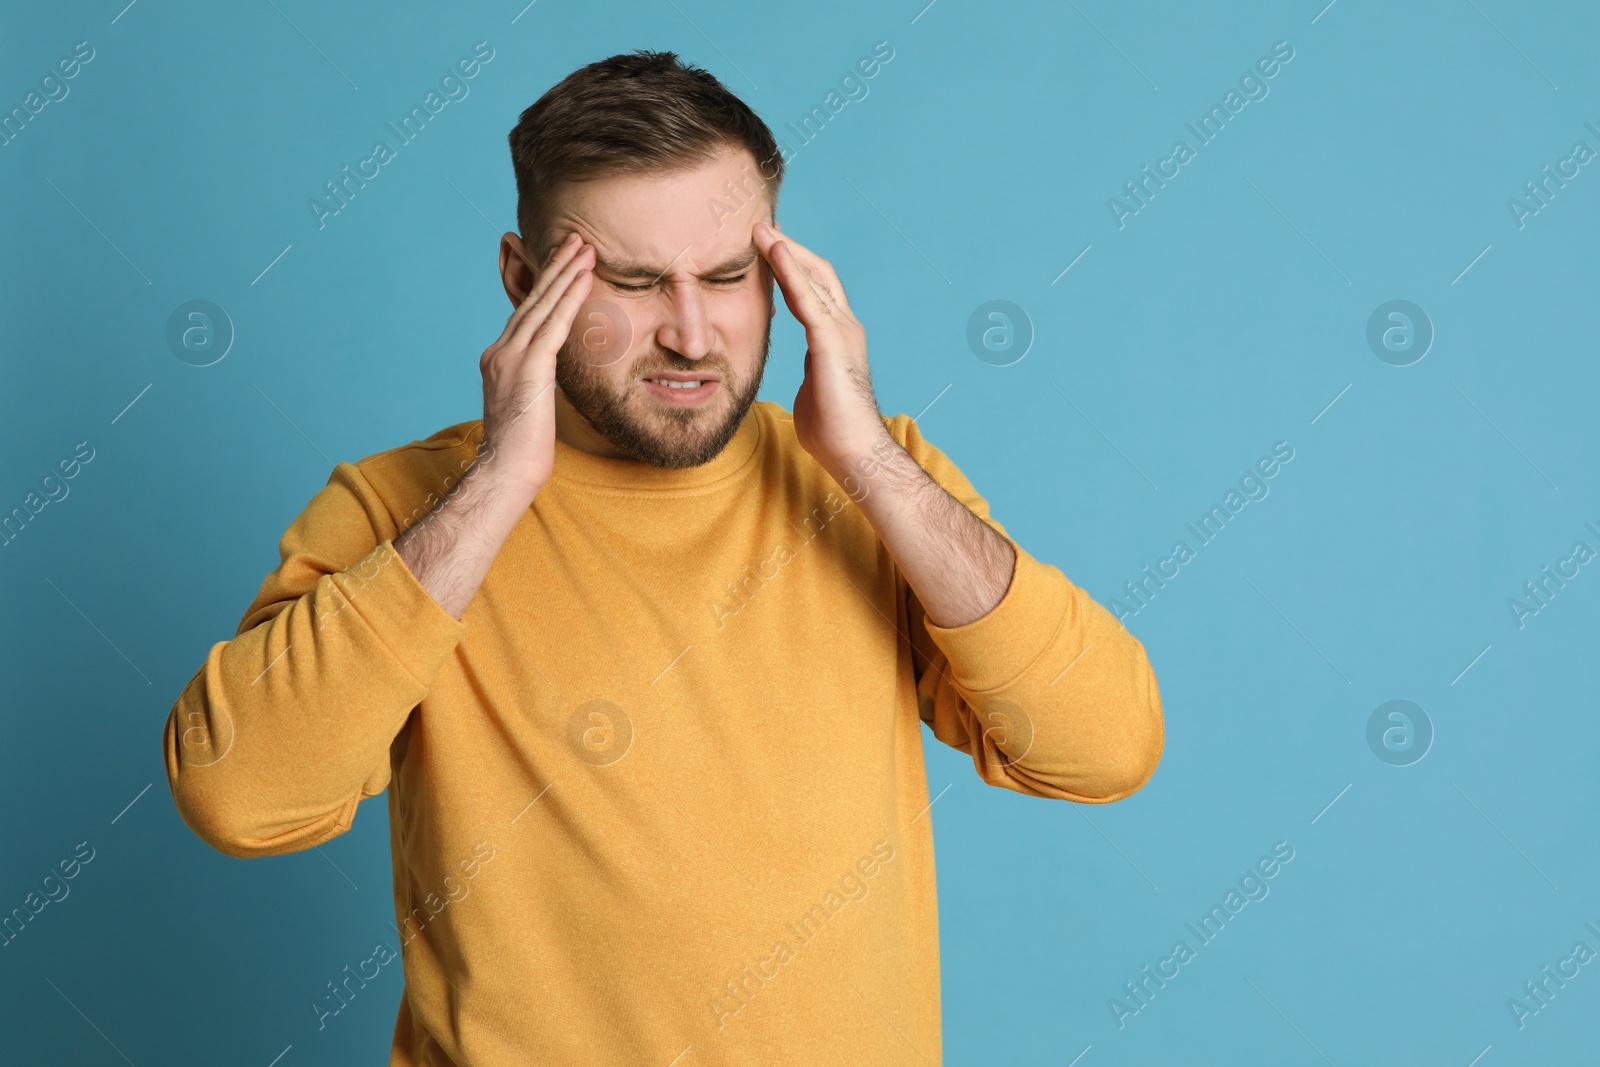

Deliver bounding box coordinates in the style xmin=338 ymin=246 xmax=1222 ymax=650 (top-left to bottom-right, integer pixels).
xmin=493 ymin=240 xmax=571 ymax=352
xmin=785 ymin=242 xmax=851 ymax=314
xmin=531 ymin=265 xmax=594 ymax=353
xmin=507 ymin=244 xmax=595 ymax=353
xmin=759 ymin=236 xmax=831 ymax=328
xmin=755 ymin=224 xmax=831 ymax=319
xmin=505 ymin=269 xmax=594 ymax=415
xmin=757 ymin=224 xmax=849 ymax=314
xmin=501 ymin=233 xmax=581 ymax=342
xmin=498 ymin=234 xmax=582 ymax=345
xmin=778 ymin=241 xmax=844 ymax=320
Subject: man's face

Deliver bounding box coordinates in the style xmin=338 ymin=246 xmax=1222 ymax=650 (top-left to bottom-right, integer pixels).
xmin=539 ymin=145 xmax=775 ymax=468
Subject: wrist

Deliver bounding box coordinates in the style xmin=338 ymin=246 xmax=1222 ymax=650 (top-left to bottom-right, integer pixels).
xmin=821 ymin=429 xmax=902 ymax=500
xmin=469 ymin=444 xmax=546 ymax=504
xmin=397 ymin=454 xmax=528 ymax=549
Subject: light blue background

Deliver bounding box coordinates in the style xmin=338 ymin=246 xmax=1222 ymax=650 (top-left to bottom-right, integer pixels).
xmin=3 ymin=0 xmax=1597 ymax=1063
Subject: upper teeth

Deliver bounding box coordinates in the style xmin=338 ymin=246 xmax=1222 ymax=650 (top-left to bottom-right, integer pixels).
xmin=651 ymin=379 xmax=704 ymax=389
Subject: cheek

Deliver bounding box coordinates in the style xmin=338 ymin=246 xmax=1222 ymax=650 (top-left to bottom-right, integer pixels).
xmin=729 ymin=292 xmax=771 ymax=337
xmin=718 ymin=290 xmax=769 ymax=345
xmin=573 ymin=296 xmax=641 ymax=369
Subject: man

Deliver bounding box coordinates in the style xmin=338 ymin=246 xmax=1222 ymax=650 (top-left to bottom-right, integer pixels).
xmin=164 ymin=50 xmax=1163 ymax=1066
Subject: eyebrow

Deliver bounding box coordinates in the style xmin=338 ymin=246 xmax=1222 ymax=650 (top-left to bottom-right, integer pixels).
xmin=594 ymin=243 xmax=759 ymax=281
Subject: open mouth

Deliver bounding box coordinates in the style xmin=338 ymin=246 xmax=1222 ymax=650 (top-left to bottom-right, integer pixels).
xmin=641 ymin=377 xmax=719 ymax=405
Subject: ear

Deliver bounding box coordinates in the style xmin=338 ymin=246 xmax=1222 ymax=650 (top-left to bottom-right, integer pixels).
xmin=499 ymin=232 xmax=536 ymax=306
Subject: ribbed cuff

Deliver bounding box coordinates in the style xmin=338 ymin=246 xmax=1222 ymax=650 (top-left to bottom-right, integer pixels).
xmin=921 ymin=540 xmax=1073 ymax=694
xmin=331 ymin=538 xmax=468 ymax=690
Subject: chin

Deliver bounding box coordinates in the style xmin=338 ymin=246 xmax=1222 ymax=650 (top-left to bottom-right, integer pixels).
xmin=558 ymin=331 xmax=769 ymax=468
xmin=607 ymin=389 xmax=748 ymax=468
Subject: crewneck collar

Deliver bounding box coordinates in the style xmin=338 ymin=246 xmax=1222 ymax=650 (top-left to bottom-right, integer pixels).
xmin=546 ymin=401 xmax=766 ymax=493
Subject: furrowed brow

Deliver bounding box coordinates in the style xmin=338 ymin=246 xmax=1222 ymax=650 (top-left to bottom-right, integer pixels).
xmin=595 ymin=244 xmax=758 ymax=280
xmin=704 ymin=245 xmax=759 ymax=275
xmin=593 ymin=256 xmax=667 ymax=280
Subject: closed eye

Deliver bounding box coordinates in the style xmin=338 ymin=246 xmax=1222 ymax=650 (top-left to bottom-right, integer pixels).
xmin=607 ymin=274 xmax=747 ymax=293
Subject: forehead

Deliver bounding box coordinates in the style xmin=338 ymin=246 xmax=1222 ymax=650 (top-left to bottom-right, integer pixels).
xmin=547 ymin=145 xmax=771 ymax=272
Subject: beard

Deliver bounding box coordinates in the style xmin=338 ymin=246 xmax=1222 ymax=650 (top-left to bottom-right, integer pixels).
xmin=554 ymin=316 xmax=771 ymax=469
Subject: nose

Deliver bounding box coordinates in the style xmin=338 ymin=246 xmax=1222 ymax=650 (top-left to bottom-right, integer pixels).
xmin=655 ymin=280 xmax=714 ymax=361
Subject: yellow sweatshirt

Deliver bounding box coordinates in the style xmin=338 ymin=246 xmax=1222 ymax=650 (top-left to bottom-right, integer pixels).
xmin=163 ymin=400 xmax=1163 ymax=1065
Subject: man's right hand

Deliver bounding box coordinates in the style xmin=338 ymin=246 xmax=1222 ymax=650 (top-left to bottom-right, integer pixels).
xmin=394 ymin=233 xmax=594 ymax=619
xmin=479 ymin=231 xmax=596 ymax=497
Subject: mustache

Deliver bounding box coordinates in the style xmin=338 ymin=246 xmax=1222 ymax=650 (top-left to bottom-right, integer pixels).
xmin=634 ymin=353 xmax=731 ymax=376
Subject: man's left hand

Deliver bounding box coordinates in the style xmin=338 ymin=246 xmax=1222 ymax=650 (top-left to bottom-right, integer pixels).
xmin=754 ymin=222 xmax=891 ymax=478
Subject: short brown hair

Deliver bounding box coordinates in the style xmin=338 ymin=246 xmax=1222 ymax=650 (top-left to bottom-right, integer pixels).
xmin=508 ymin=50 xmax=783 ymax=256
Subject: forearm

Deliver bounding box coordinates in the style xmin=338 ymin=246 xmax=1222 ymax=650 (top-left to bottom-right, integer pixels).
xmin=164 ymin=536 xmax=467 ymax=856
xmin=915 ymin=560 xmax=1165 ymax=802
xmin=164 ymin=458 xmax=486 ymax=858
xmin=836 ymin=421 xmax=1161 ymax=801
xmin=394 ymin=449 xmax=535 ymax=619
xmin=166 ymin=223 xmax=586 ymax=857
xmin=834 ymin=433 xmax=1017 ymax=629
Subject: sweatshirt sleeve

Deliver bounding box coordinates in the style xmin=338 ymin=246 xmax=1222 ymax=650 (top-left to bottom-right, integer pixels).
xmin=162 ymin=460 xmax=468 ymax=858
xmin=888 ymin=415 xmax=1164 ymax=803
